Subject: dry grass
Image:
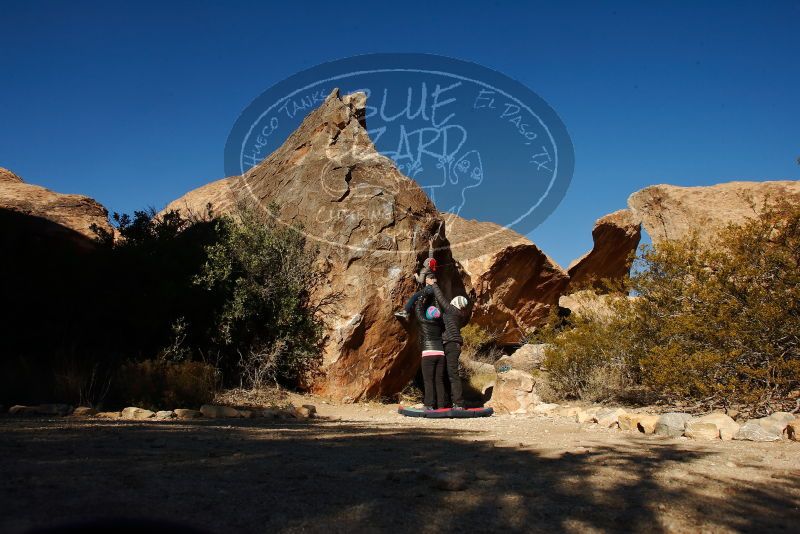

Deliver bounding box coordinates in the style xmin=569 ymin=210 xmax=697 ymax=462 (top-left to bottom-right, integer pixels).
xmin=212 ymin=387 xmax=288 ymax=410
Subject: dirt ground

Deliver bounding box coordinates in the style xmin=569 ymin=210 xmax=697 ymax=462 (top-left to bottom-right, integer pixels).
xmin=1 ymin=397 xmax=798 ymax=534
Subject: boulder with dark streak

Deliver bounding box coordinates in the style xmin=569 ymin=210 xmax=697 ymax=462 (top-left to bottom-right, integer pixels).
xmin=567 ymin=209 xmax=641 ymax=291
xmin=163 ymin=90 xmax=465 ymax=401
xmin=443 ymin=214 xmax=569 ymax=345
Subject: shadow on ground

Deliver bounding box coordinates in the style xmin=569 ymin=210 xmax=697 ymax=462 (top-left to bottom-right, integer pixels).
xmin=0 ymin=417 xmax=798 ymax=533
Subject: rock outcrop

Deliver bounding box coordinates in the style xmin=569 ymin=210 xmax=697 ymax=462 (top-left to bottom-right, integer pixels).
xmin=161 ymin=176 xmax=237 ymax=219
xmin=0 ymin=167 xmax=113 ymax=246
xmin=163 ymin=90 xmax=456 ymax=401
xmin=494 ymin=343 xmax=547 ymax=373
xmin=567 ymin=209 xmax=641 ymax=290
xmin=485 ymin=369 xmax=540 ymax=414
xmin=443 ymin=214 xmax=569 ymax=345
xmin=0 ymin=167 xmax=23 ymax=183
xmin=628 ymin=180 xmax=800 ymax=245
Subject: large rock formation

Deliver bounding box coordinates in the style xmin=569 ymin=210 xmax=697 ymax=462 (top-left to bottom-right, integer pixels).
xmin=0 ymin=167 xmax=23 ymax=183
xmin=628 ymin=180 xmax=800 ymax=245
xmin=567 ymin=209 xmax=641 ymax=290
xmin=0 ymin=167 xmax=113 ymax=245
xmin=161 ymin=176 xmax=237 ymax=219
xmin=443 ymin=214 xmax=569 ymax=345
xmin=163 ymin=90 xmax=461 ymax=401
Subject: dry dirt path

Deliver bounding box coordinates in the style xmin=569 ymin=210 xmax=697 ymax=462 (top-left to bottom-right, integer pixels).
xmin=1 ymin=397 xmax=798 ymax=533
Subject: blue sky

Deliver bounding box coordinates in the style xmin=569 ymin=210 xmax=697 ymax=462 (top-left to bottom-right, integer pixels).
xmin=1 ymin=1 xmax=798 ymax=267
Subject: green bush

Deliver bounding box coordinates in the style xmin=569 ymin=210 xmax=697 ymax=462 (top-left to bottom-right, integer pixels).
xmin=461 ymin=324 xmax=504 ymax=363
xmin=543 ymin=200 xmax=800 ymax=415
xmin=2 ymin=199 xmax=324 ymax=405
xmin=196 ymin=203 xmax=324 ymax=388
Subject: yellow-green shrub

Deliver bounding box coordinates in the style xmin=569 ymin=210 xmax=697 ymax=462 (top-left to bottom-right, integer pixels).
xmin=543 ymin=200 xmax=800 ymax=415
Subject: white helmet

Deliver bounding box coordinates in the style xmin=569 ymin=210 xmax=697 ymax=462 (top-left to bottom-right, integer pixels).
xmin=451 ymin=296 xmax=468 ymax=309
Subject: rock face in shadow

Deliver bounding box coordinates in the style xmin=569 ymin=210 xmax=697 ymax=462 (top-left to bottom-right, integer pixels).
xmin=567 ymin=209 xmax=641 ymax=291
xmin=164 ymin=90 xmax=464 ymax=401
xmin=443 ymin=214 xmax=569 ymax=345
xmin=0 ymin=167 xmax=113 ymax=246
xmin=628 ymin=180 xmax=800 ymax=245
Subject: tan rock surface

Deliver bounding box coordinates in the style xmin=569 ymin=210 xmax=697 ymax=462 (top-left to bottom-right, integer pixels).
xmin=636 ymin=414 xmax=661 ymax=434
xmin=164 ymin=89 xmax=454 ymax=401
xmin=121 ymin=407 xmax=155 ymax=420
xmin=567 ymin=209 xmax=641 ymax=290
xmin=695 ymin=413 xmax=740 ymax=441
xmin=485 ymin=370 xmax=540 ymax=414
xmin=0 ymin=168 xmax=113 ymax=245
xmin=628 ymin=180 xmax=800 ymax=245
xmin=443 ymin=214 xmax=569 ymax=344
xmin=160 ymin=176 xmax=237 ymax=219
xmin=685 ymin=421 xmax=720 ymax=440
xmin=0 ymin=167 xmax=23 ymax=183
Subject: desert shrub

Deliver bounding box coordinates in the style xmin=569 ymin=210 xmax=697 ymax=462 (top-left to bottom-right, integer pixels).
xmin=1 ymin=198 xmax=325 ymax=405
xmin=633 ymin=200 xmax=800 ymax=413
xmin=543 ymin=201 xmax=800 ymax=415
xmin=539 ymin=305 xmax=639 ymax=402
xmin=112 ymin=359 xmax=219 ymax=409
xmin=196 ymin=204 xmax=324 ymax=388
xmin=461 ymin=324 xmax=503 ymax=363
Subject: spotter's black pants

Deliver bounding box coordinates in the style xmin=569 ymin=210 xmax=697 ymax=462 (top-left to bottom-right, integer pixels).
xmin=444 ymin=341 xmax=464 ymax=407
xmin=421 ymin=355 xmax=447 ymax=408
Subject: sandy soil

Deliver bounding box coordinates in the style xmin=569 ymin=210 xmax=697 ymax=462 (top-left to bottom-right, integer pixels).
xmin=1 ymin=397 xmax=798 ymax=534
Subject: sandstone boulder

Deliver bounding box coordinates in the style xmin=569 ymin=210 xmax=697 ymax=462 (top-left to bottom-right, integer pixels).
xmin=618 ymin=413 xmax=646 ymax=432
xmin=174 ymin=409 xmax=202 ymax=419
xmin=628 ymin=181 xmax=800 ymax=245
xmin=0 ymin=168 xmax=113 ymax=246
xmin=161 ymin=176 xmax=237 ymax=219
xmin=693 ymin=413 xmax=740 ymax=441
xmin=654 ymin=412 xmax=692 ymax=437
xmin=636 ymin=415 xmax=661 ymax=434
xmin=684 ymin=421 xmax=720 ymax=440
xmin=567 ymin=209 xmax=641 ymax=291
xmin=294 ymin=405 xmax=317 ymax=418
xmin=121 ymin=407 xmax=155 ymax=420
xmin=494 ymin=344 xmax=548 ymax=372
xmin=199 ymin=404 xmax=241 ymax=418
xmin=734 ymin=419 xmax=784 ymax=442
xmin=0 ymin=167 xmax=23 ymax=183
xmin=443 ymin=214 xmax=569 ymax=345
xmin=155 ymin=410 xmax=176 ymax=420
xmin=763 ymin=412 xmax=795 ymax=430
xmin=486 ymin=369 xmax=540 ymax=414
xmin=575 ymin=406 xmax=603 ymax=424
xmin=592 ymin=407 xmax=627 ymax=428
xmin=164 ymin=90 xmax=455 ymax=401
xmin=460 ymin=356 xmax=495 ymax=376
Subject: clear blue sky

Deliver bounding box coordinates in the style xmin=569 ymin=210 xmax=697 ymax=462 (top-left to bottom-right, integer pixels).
xmin=1 ymin=1 xmax=798 ymax=267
